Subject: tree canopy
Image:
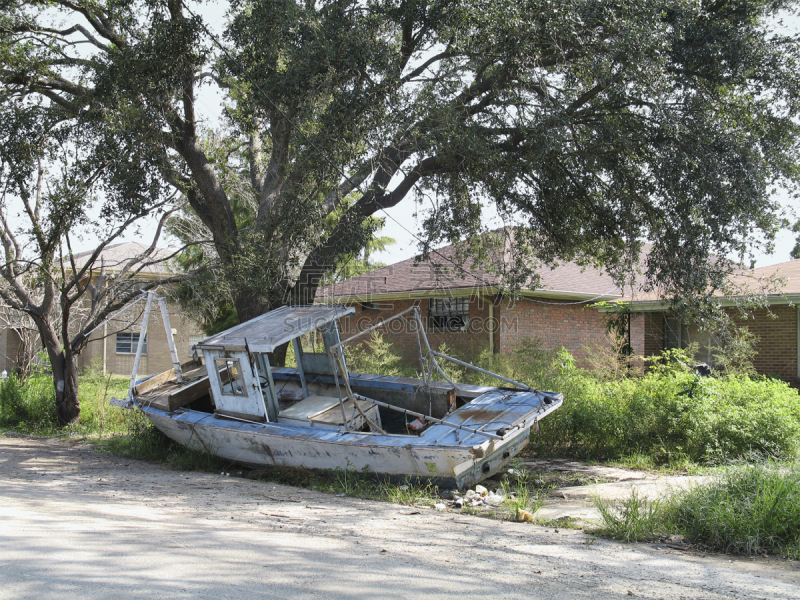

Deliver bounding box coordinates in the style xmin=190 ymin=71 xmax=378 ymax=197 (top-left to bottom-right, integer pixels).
xmin=3 ymin=0 xmax=799 ymax=339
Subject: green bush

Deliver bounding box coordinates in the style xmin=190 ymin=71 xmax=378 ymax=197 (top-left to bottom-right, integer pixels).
xmin=367 ymin=334 xmax=800 ymax=466
xmin=533 ymin=368 xmax=800 ymax=464
xmin=470 ymin=344 xmax=800 ymax=465
xmin=0 ymin=375 xmax=58 ymax=432
xmin=344 ymin=331 xmax=406 ymax=376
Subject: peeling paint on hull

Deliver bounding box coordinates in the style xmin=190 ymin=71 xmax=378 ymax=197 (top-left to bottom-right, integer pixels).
xmin=140 ymin=390 xmax=561 ymax=488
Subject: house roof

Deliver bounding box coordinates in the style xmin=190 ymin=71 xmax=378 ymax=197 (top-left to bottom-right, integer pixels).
xmin=622 ymin=257 xmax=800 ymax=309
xmin=71 ymin=242 xmax=174 ymax=276
xmin=318 ymin=241 xmax=624 ymax=302
xmin=745 ymin=258 xmax=800 ymax=295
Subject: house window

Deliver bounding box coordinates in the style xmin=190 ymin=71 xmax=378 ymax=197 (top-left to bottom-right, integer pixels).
xmin=116 ymin=332 xmax=147 ymax=354
xmin=663 ymin=316 xmax=718 ymax=366
xmin=429 ymin=297 xmax=469 ymax=331
xmin=214 ymin=358 xmax=246 ymax=396
xmin=664 ymin=317 xmax=682 ymax=349
xmin=361 ymin=302 xmax=379 ymax=311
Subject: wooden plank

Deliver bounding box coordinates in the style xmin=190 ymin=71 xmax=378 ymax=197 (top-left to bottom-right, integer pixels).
xmin=164 ymin=377 xmax=212 ymax=411
xmin=132 ymin=369 xmax=174 ymax=395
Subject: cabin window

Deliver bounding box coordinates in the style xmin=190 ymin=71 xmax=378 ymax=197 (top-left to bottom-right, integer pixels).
xmin=214 ymin=358 xmax=247 ymax=396
xmin=429 ymin=297 xmax=469 ymax=331
xmin=116 ymin=332 xmax=147 ymax=355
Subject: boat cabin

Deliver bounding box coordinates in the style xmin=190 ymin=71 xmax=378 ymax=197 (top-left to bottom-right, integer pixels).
xmin=193 ymin=305 xmax=379 ymax=429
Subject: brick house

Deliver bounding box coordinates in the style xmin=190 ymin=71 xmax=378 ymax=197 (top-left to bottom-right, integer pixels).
xmin=0 ymin=242 xmax=204 ymax=378
xmin=318 ymin=242 xmax=644 ymax=366
xmin=628 ymin=258 xmax=800 ymax=385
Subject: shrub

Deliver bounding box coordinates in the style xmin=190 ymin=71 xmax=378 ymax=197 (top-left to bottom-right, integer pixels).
xmin=0 ymin=375 xmax=57 ymax=432
xmin=344 ymin=331 xmax=405 ymax=376
xmin=512 ymin=345 xmax=800 ymax=464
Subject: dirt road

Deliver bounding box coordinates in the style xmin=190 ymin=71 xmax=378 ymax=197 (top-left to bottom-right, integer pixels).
xmin=0 ymin=435 xmax=797 ymax=599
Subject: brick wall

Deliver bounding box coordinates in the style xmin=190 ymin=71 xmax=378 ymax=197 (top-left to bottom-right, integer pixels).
xmin=732 ymin=306 xmax=798 ymax=385
xmin=337 ymin=295 xmax=636 ymax=368
xmin=338 ymin=296 xmax=491 ymax=364
xmin=638 ymin=306 xmax=799 ymax=385
xmin=80 ymin=300 xmax=204 ymax=377
xmin=497 ymin=298 xmax=621 ymax=365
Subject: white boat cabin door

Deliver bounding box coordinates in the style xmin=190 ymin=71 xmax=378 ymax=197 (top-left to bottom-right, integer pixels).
xmin=204 ymin=350 xmax=267 ymax=421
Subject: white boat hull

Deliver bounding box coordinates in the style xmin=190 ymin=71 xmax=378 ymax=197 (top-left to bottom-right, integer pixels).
xmin=140 ymin=401 xmax=546 ymax=488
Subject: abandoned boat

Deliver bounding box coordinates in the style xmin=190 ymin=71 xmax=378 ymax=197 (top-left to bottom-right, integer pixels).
xmin=122 ymin=299 xmax=562 ymax=488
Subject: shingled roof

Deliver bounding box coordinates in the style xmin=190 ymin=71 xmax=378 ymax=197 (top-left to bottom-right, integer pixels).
xmin=318 ymin=241 xmax=624 ymax=302
xmin=621 ymin=256 xmax=800 ymax=307
xmin=745 ymin=258 xmax=800 ymax=296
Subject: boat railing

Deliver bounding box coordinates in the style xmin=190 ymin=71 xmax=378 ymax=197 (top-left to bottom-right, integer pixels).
xmin=326 ymin=305 xmax=534 ymax=438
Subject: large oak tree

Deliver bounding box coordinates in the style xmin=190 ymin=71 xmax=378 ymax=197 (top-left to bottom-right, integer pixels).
xmin=3 ymin=0 xmax=800 ymax=368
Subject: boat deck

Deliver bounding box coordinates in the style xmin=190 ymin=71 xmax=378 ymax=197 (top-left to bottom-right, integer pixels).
xmin=133 ymin=363 xmax=211 ymax=412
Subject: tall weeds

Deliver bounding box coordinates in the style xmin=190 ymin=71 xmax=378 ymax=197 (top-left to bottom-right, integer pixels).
xmin=594 ymin=463 xmax=800 ymax=558
xmin=0 ymin=375 xmax=57 ymax=432
xmin=342 ymin=333 xmax=800 ymax=466
xmin=528 ymin=351 xmax=800 ymax=465
xmin=668 ymin=462 xmax=800 ymax=558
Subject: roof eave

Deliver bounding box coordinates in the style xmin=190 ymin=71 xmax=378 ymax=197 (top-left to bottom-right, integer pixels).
xmin=317 ymin=286 xmax=623 ymax=304
xmin=602 ymin=293 xmax=800 ymax=312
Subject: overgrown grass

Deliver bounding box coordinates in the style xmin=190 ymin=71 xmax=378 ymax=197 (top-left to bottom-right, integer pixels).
xmin=0 ymin=368 xmax=130 ymax=436
xmin=669 ymin=462 xmax=800 ymax=558
xmin=448 ymin=340 xmax=800 ymax=466
xmin=594 ymin=489 xmax=666 ymax=542
xmin=593 ymin=462 xmax=800 ymax=558
xmin=343 ymin=336 xmax=800 ymax=468
xmin=0 ymin=375 xmax=58 ymax=433
xmin=100 ymin=410 xmax=231 ymax=472
xmin=0 ymin=365 xmax=229 ymax=473
xmin=533 ymin=370 xmax=800 ymax=464
xmin=73 ymin=368 xmax=130 ymax=435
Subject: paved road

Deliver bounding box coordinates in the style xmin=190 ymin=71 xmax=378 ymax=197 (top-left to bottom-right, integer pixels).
xmin=1 ymin=435 xmax=797 ymax=599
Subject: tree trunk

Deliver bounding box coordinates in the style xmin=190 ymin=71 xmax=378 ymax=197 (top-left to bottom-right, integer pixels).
xmin=233 ymin=290 xmax=269 ymax=324
xmin=51 ymin=352 xmax=80 ymax=426
xmin=268 ymin=343 xmax=289 ymax=369
xmin=232 ymin=290 xmax=291 ymax=367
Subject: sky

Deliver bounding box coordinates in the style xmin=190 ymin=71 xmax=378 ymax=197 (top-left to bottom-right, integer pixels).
xmin=105 ymin=1 xmax=799 ymax=269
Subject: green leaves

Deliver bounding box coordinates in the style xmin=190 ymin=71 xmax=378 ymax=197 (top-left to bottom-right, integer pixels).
xmin=4 ymin=0 xmax=800 ymax=326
